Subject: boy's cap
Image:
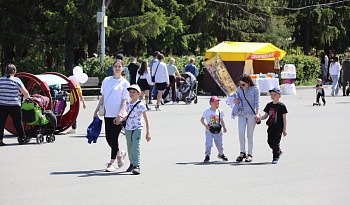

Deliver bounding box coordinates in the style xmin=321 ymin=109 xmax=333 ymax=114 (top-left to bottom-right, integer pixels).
xmin=269 ymin=88 xmax=281 ymax=94
xmin=115 ymin=53 xmax=124 ymax=60
xmin=209 ymin=96 xmax=221 ymax=103
xmin=127 ymin=84 xmax=141 ymax=93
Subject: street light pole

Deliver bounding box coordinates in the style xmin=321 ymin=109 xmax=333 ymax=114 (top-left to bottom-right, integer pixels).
xmin=100 ymin=0 xmax=106 ymax=63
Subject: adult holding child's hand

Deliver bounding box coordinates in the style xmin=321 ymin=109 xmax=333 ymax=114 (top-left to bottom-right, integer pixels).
xmin=93 ymin=59 xmax=130 ymax=172
xmin=234 ymin=74 xmax=260 ymax=163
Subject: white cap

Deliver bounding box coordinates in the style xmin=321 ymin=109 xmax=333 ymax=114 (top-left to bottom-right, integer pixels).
xmin=127 ymin=84 xmax=141 ymax=93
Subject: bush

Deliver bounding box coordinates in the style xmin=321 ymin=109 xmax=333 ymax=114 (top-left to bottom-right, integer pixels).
xmin=280 ymin=55 xmax=320 ymax=85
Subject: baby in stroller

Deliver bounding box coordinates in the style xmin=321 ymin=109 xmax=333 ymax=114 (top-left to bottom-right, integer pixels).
xmin=22 ymin=94 xmax=57 ymax=144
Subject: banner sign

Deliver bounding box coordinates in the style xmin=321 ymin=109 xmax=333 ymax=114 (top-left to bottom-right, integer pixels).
xmin=247 ymin=51 xmax=280 ymax=60
xmin=203 ymin=53 xmax=237 ymax=95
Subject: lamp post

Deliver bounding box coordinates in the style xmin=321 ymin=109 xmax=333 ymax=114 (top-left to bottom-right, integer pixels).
xmin=100 ymin=0 xmax=106 ymax=63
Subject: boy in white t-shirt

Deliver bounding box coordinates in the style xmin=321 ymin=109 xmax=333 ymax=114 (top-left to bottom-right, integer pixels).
xmin=200 ymin=96 xmax=228 ymax=163
xmin=123 ymin=84 xmax=151 ymax=175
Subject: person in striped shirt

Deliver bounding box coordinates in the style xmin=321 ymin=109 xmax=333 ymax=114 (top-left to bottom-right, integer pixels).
xmin=0 ymin=64 xmax=31 ymax=146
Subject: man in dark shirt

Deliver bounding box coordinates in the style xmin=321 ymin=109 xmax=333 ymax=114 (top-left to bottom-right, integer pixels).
xmin=128 ymin=57 xmax=140 ymax=85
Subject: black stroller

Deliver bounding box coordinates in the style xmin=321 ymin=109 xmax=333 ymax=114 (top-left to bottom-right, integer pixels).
xmin=176 ymin=72 xmax=198 ymax=104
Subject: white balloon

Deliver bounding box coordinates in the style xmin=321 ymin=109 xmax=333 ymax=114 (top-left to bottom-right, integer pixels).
xmin=78 ymin=73 xmax=89 ymax=84
xmin=73 ymin=66 xmax=83 ymax=76
xmin=68 ymin=75 xmax=79 ymax=85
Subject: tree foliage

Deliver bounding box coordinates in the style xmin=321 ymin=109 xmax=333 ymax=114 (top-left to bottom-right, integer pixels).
xmin=0 ymin=0 xmax=349 ymax=74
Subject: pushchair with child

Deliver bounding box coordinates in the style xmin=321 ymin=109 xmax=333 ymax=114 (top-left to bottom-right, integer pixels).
xmin=176 ymin=72 xmax=198 ymax=104
xmin=22 ymin=94 xmax=57 ymax=144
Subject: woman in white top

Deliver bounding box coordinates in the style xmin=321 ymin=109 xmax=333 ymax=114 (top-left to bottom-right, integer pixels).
xmin=162 ymin=58 xmax=182 ymax=105
xmin=94 ymin=60 xmax=130 ymax=172
xmin=151 ymin=53 xmax=169 ymax=111
xmin=329 ymin=56 xmax=341 ymax=96
xmin=136 ymin=60 xmax=153 ymax=110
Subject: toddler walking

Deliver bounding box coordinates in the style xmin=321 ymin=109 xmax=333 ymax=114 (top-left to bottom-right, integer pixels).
xmin=200 ymin=96 xmax=228 ymax=163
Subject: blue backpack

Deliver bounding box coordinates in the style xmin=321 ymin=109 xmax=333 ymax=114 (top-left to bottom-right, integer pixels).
xmin=86 ymin=117 xmax=103 ymax=144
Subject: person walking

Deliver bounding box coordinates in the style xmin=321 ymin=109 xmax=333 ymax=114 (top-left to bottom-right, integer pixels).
xmin=123 ymin=84 xmax=151 ymax=175
xmin=128 ymin=57 xmax=140 ymax=85
xmin=234 ymin=74 xmax=261 ymax=162
xmin=0 ymin=64 xmax=31 ymax=146
xmin=162 ymin=58 xmax=181 ymax=105
xmin=149 ymin=51 xmax=160 ymax=104
xmin=136 ymin=60 xmax=153 ymax=110
xmin=320 ymin=52 xmax=328 ymax=82
xmin=183 ymin=58 xmax=199 ymax=79
xmin=94 ymin=59 xmax=129 ymax=172
xmin=329 ymin=56 xmax=341 ymax=96
xmin=151 ymin=54 xmax=169 ymax=111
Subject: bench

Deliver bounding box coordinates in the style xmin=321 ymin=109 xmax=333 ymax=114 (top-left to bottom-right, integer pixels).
xmin=80 ymin=77 xmax=101 ymax=99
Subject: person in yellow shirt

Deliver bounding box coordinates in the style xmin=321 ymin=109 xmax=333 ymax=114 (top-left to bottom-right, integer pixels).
xmin=67 ymin=84 xmax=86 ymax=134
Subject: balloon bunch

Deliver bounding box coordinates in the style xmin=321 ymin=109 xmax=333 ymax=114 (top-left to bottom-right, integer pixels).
xmin=68 ymin=66 xmax=89 ymax=85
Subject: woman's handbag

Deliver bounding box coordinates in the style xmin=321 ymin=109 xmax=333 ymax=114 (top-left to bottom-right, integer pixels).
xmin=209 ymin=109 xmax=222 ymax=134
xmin=99 ymin=105 xmax=106 ymax=116
xmin=121 ymin=101 xmax=141 ymax=128
xmin=242 ymin=88 xmax=261 ymax=125
xmin=99 ymin=79 xmax=124 ymax=116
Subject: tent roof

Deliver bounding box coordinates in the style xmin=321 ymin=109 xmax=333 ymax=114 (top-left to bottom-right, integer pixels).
xmin=205 ymin=41 xmax=287 ymax=61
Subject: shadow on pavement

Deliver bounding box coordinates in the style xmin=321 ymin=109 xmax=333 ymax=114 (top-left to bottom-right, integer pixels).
xmin=176 ymin=161 xmax=271 ymax=166
xmin=50 ymin=169 xmax=134 ymax=177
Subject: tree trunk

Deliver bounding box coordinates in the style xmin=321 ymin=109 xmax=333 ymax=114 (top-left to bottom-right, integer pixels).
xmin=303 ymin=17 xmax=311 ymax=56
xmin=65 ymin=22 xmax=75 ymax=75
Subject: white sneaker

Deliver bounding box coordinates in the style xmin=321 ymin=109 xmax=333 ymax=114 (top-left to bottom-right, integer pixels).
xmin=117 ymin=150 xmax=127 ymax=168
xmin=172 ymin=102 xmax=178 ymax=105
xmin=67 ymin=129 xmax=77 ymax=134
xmin=105 ymin=162 xmax=116 ymax=172
xmin=160 ymin=98 xmax=165 ymax=105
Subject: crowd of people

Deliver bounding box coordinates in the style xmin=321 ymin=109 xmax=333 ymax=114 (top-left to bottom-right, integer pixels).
xmin=5 ymin=48 xmax=350 ymax=174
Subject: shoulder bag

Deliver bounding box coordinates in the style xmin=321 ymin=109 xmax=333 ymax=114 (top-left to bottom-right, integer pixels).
xmin=209 ymin=109 xmax=222 ymax=134
xmin=99 ymin=79 xmax=124 ymax=116
xmin=242 ymin=87 xmax=261 ymax=125
xmin=151 ymin=62 xmax=160 ymax=83
xmin=121 ymin=101 xmax=141 ymax=128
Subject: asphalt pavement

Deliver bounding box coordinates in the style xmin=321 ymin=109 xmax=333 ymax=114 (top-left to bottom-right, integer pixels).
xmin=1 ymin=87 xmax=350 ymax=205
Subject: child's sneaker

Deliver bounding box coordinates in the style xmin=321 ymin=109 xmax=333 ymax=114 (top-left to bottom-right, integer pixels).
xmin=132 ymin=166 xmax=141 ymax=175
xmin=117 ymin=150 xmax=127 ymax=168
xmin=126 ymin=164 xmax=134 ymax=172
xmin=203 ymin=155 xmax=210 ymax=163
xmin=272 ymin=158 xmax=278 ymax=164
xmin=105 ymin=162 xmax=116 ymax=172
xmin=218 ymin=154 xmax=228 ymax=161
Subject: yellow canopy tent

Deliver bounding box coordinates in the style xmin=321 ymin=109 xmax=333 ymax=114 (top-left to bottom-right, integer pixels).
xmin=203 ymin=41 xmax=287 ymax=94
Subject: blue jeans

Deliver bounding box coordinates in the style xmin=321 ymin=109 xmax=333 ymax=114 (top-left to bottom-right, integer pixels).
xmin=331 ymin=75 xmax=339 ymax=95
xmin=125 ymin=129 xmax=142 ymax=166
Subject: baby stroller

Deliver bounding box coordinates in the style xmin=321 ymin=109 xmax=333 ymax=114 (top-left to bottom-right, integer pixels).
xmin=50 ymin=88 xmax=67 ymax=125
xmin=22 ymin=94 xmax=57 ymax=144
xmin=176 ymin=72 xmax=198 ymax=104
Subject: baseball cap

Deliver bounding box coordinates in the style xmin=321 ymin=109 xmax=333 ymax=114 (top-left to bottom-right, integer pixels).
xmin=115 ymin=53 xmax=124 ymax=60
xmin=209 ymin=96 xmax=221 ymax=103
xmin=127 ymin=84 xmax=141 ymax=93
xmin=269 ymin=88 xmax=281 ymax=95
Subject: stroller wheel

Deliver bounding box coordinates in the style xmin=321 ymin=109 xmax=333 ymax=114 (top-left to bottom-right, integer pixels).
xmin=194 ymin=96 xmax=198 ymax=104
xmin=36 ymin=134 xmax=44 ymax=144
xmin=50 ymin=134 xmax=55 ymax=143
xmin=185 ymin=97 xmax=192 ymax=105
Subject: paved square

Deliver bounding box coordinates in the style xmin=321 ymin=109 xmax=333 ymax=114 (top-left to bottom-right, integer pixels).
xmin=1 ymin=87 xmax=350 ymax=204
